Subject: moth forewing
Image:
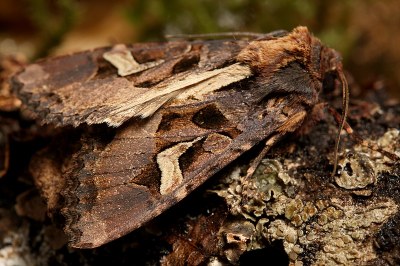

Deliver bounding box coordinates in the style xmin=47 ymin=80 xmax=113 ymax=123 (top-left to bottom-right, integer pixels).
xmin=12 ymin=26 xmax=348 ymax=248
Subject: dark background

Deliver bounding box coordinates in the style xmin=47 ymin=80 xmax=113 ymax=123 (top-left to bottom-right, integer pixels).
xmin=1 ymin=0 xmax=399 ymax=100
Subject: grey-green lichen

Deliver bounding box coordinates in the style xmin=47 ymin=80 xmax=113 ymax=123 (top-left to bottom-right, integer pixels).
xmin=214 ymin=159 xmax=298 ymax=221
xmin=335 ymin=128 xmax=399 ymax=190
xmin=213 ymin=128 xmax=400 ymax=265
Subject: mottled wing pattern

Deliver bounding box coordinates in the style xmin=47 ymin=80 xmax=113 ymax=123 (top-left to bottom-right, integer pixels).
xmin=12 ymin=27 xmax=328 ymax=248
xmin=12 ymin=40 xmax=249 ymax=127
xmin=63 ymin=86 xmax=307 ymax=248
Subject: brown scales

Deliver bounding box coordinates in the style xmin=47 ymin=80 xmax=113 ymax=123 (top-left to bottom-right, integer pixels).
xmin=12 ymin=26 xmax=349 ymax=248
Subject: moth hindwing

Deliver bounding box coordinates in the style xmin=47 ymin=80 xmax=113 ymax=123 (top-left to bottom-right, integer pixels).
xmin=12 ymin=26 xmax=348 ymax=248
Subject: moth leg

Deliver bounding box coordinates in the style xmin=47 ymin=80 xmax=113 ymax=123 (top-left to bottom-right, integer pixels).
xmin=241 ymin=134 xmax=283 ymax=204
xmin=245 ymin=134 xmax=281 ymax=180
xmin=245 ymin=110 xmax=308 ymax=179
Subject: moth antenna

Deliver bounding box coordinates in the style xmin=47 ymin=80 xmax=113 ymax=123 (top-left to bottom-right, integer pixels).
xmin=165 ymin=32 xmax=265 ymax=40
xmin=332 ymin=66 xmax=349 ymax=175
xmin=165 ymin=30 xmax=287 ymax=40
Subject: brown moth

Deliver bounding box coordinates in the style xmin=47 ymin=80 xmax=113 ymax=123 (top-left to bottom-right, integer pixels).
xmin=12 ymin=26 xmax=348 ymax=248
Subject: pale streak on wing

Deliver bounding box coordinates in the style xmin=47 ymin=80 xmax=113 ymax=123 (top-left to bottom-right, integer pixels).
xmin=132 ymin=91 xmax=180 ymax=119
xmin=105 ymin=63 xmax=252 ymax=126
xmin=103 ymin=44 xmax=164 ymax=76
xmin=157 ymin=137 xmax=202 ymax=195
xmin=175 ymin=63 xmax=251 ymax=100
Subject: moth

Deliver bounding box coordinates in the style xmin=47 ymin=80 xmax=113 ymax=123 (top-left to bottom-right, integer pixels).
xmin=12 ymin=26 xmax=348 ymax=248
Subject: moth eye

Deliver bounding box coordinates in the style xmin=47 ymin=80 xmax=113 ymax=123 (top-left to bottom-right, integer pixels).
xmin=322 ymin=71 xmax=337 ymax=94
xmin=193 ymin=105 xmax=229 ymax=129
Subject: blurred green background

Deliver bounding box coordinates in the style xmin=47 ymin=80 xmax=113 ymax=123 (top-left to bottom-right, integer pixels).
xmin=1 ymin=0 xmax=399 ymax=98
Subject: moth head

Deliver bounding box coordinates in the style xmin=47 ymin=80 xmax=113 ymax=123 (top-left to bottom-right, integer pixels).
xmin=237 ymin=26 xmax=349 ymax=175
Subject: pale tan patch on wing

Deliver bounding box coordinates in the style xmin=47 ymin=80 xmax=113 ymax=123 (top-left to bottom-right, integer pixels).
xmin=103 ymin=44 xmax=164 ymax=76
xmin=157 ymin=137 xmax=202 ymax=195
xmin=175 ymin=63 xmax=251 ymax=101
xmin=108 ymin=63 xmax=252 ymax=122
